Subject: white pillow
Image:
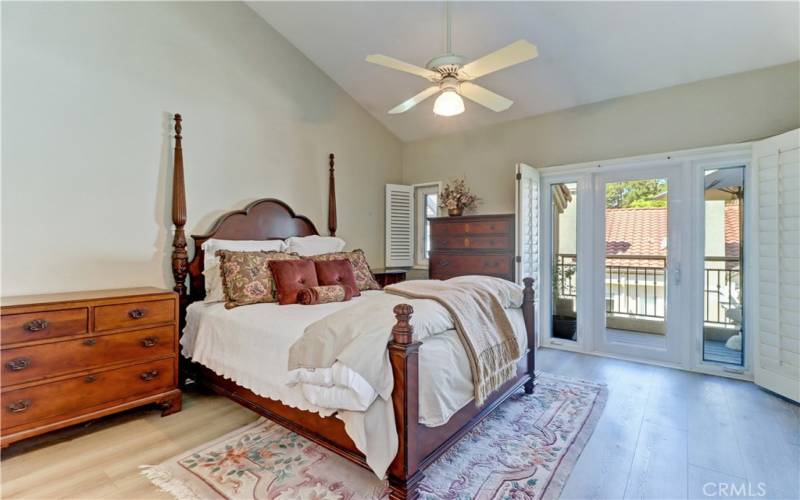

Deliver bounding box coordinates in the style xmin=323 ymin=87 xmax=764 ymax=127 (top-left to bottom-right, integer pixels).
xmin=201 ymin=239 xmax=286 ymax=302
xmin=285 ymin=235 xmax=346 ymax=256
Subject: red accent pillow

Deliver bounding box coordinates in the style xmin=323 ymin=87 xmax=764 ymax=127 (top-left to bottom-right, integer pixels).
xmin=268 ymin=259 xmax=319 ymax=305
xmin=314 ymin=259 xmax=361 ymax=297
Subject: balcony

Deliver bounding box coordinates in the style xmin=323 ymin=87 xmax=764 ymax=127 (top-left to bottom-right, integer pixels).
xmin=553 ymin=254 xmax=743 ymax=364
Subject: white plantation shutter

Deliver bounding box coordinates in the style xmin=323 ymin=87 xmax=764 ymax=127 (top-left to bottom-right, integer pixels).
xmin=516 ymin=163 xmax=541 ymax=347
xmin=385 ymin=184 xmax=414 ymax=267
xmin=754 ymin=129 xmax=800 ymax=402
xmin=516 ymin=163 xmax=540 ymax=288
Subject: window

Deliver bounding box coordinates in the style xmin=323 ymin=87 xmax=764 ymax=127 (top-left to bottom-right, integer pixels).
xmin=414 ymin=183 xmax=440 ymax=266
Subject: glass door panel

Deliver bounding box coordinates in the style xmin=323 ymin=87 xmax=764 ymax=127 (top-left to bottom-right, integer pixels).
xmin=702 ymin=166 xmax=745 ymax=366
xmin=604 ymin=179 xmax=668 ymax=337
xmin=593 ymin=167 xmax=684 ymax=365
xmin=551 ymin=182 xmax=578 ymax=341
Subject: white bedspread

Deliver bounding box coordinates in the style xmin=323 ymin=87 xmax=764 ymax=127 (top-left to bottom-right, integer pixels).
xmin=181 ymin=291 xmax=527 ymax=477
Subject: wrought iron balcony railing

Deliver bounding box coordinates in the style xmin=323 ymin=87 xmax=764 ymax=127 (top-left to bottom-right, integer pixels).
xmin=554 ymin=254 xmax=740 ymax=325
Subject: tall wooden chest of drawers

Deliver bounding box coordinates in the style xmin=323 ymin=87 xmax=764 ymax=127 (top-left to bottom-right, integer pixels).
xmin=428 ymin=214 xmax=516 ymax=281
xmin=1 ymin=287 xmax=181 ymax=447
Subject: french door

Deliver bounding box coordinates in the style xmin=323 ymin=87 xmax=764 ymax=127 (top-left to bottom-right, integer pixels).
xmin=538 ymin=144 xmax=754 ymax=375
xmin=591 ymin=165 xmax=687 ymax=365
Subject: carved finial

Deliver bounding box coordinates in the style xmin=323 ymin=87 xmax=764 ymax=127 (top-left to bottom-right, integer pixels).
xmin=174 ymin=114 xmax=182 ymax=143
xmin=391 ymin=304 xmax=414 ymax=345
xmin=329 ymin=153 xmax=335 ymax=171
xmin=523 ymin=277 xmax=535 ymax=301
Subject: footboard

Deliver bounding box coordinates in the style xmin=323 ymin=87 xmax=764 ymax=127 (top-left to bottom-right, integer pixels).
xmin=386 ymin=278 xmax=536 ymax=499
xmin=387 ymin=304 xmax=423 ymax=497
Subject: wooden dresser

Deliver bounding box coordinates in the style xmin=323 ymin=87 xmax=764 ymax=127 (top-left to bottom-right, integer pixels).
xmin=429 ymin=214 xmax=515 ymax=281
xmin=1 ymin=287 xmax=181 ymax=447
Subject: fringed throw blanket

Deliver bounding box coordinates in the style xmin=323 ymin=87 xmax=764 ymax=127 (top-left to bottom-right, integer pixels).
xmin=288 ymin=276 xmax=523 ymax=407
xmin=385 ymin=276 xmax=523 ymax=405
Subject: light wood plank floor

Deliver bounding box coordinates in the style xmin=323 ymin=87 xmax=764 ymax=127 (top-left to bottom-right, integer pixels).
xmin=2 ymin=349 xmax=797 ymax=499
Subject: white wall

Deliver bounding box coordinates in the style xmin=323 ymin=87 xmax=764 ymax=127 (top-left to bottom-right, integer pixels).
xmin=1 ymin=2 xmax=402 ymax=296
xmin=402 ymin=62 xmax=800 ymax=215
xmin=705 ymin=201 xmax=726 ymax=259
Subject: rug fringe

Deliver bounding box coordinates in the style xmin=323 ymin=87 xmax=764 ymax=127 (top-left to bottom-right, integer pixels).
xmin=140 ymin=465 xmax=201 ymax=500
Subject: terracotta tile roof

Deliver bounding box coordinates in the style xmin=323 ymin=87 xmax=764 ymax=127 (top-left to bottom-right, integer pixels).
xmin=605 ymin=208 xmax=667 ymax=268
xmin=603 ymin=204 xmax=741 ymax=268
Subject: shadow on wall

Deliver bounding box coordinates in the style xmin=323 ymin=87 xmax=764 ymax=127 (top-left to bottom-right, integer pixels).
xmin=156 ymin=111 xmax=174 ymax=290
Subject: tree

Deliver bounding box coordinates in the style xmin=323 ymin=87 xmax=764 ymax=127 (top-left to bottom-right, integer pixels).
xmin=605 ymin=180 xmax=667 ymax=208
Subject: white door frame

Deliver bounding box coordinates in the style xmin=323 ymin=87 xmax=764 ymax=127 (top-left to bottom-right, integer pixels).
xmin=539 ymin=172 xmax=593 ymax=353
xmin=539 ymin=143 xmax=754 ymax=377
xmin=591 ymin=161 xmax=687 ymax=366
xmin=688 ymin=151 xmax=754 ymax=378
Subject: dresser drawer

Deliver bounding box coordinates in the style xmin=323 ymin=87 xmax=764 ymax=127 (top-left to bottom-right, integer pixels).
xmin=94 ymin=299 xmax=174 ymax=332
xmin=429 ymin=253 xmax=513 ymax=280
xmin=1 ymin=358 xmax=174 ymax=430
xmin=431 ymin=234 xmax=513 ymax=251
xmin=1 ymin=326 xmax=175 ymax=387
xmin=1 ymin=308 xmax=88 ymax=346
xmin=431 ymin=218 xmax=512 ymax=237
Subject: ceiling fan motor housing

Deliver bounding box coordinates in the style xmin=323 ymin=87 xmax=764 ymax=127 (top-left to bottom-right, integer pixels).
xmin=426 ymin=54 xmax=467 ymax=78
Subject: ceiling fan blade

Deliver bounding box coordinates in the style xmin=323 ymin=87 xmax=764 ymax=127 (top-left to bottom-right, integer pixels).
xmin=459 ymin=82 xmax=513 ymax=112
xmin=366 ymin=54 xmax=440 ymax=81
xmin=388 ymin=86 xmax=440 ymax=114
xmin=459 ymin=40 xmax=538 ymax=79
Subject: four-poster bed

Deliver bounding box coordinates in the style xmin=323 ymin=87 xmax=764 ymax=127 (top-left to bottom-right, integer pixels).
xmin=169 ymin=114 xmax=536 ymax=499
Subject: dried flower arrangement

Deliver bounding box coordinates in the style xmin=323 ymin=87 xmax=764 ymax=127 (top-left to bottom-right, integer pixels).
xmin=439 ymin=177 xmax=478 ymax=216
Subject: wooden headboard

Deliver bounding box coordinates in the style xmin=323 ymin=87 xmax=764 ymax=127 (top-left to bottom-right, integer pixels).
xmin=169 ymin=114 xmax=338 ymax=308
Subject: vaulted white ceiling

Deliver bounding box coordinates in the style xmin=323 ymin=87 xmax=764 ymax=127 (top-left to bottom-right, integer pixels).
xmin=249 ymin=1 xmax=799 ymax=142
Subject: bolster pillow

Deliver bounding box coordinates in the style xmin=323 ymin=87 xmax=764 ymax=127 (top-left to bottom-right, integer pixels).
xmin=297 ymin=285 xmax=355 ymax=305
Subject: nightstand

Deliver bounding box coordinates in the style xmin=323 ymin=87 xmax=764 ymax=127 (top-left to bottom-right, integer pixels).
xmin=372 ymin=269 xmax=407 ymax=287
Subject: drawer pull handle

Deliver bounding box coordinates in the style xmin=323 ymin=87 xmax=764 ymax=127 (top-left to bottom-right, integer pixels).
xmin=84 ymin=375 xmax=97 ymax=383
xmin=128 ymin=309 xmax=146 ymax=320
xmin=439 ymin=260 xmax=449 ymax=268
xmin=6 ymin=357 xmax=31 ymax=371
xmin=83 ymin=338 xmax=97 ymax=346
xmin=140 ymin=369 xmax=159 ymax=381
xmin=8 ymin=399 xmax=31 ymax=413
xmin=141 ymin=337 xmax=158 ymax=348
xmin=24 ymin=319 xmax=49 ymax=332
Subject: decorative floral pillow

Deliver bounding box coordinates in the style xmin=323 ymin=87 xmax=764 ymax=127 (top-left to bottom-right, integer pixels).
xmin=217 ymin=250 xmax=300 ymax=309
xmin=310 ymin=249 xmax=380 ymax=291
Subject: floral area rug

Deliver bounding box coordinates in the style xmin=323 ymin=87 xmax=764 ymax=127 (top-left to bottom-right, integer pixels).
xmin=142 ymin=373 xmax=606 ymax=500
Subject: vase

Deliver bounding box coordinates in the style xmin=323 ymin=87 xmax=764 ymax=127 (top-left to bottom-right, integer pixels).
xmin=448 ymin=207 xmax=463 ymax=216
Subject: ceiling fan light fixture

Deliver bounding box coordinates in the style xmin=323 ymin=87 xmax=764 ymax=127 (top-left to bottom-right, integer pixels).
xmin=433 ymin=90 xmax=464 ymax=117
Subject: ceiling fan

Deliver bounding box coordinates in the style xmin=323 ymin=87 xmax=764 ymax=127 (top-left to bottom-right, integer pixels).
xmin=366 ymin=2 xmax=538 ymax=117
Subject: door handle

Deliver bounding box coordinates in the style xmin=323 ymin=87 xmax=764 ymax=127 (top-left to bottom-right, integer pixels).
xmin=673 ymin=264 xmax=681 ymax=285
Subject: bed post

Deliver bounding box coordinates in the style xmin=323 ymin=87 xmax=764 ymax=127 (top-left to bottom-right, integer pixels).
xmin=171 ymin=113 xmax=189 ymax=318
xmin=387 ymin=304 xmax=423 ymax=499
xmin=523 ymin=277 xmax=536 ymax=394
xmin=328 ymin=153 xmax=337 ymax=237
